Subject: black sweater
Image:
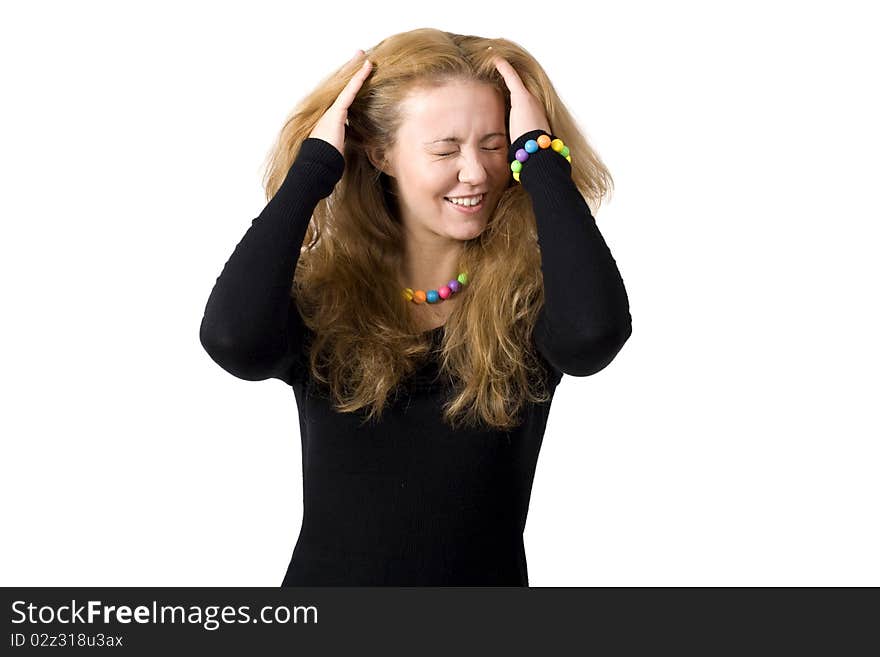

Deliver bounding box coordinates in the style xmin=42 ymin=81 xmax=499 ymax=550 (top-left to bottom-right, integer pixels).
xmin=199 ymin=129 xmax=632 ymax=586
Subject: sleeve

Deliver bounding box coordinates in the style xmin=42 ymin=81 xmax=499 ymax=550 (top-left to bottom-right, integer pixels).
xmin=508 ymin=129 xmax=633 ymax=378
xmin=198 ymin=137 xmax=345 ymax=386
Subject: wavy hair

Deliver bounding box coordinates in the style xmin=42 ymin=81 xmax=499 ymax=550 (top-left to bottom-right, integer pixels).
xmin=260 ymin=27 xmax=613 ymax=431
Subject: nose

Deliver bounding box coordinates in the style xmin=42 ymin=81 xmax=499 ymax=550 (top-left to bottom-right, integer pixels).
xmin=458 ymin=150 xmax=490 ymax=186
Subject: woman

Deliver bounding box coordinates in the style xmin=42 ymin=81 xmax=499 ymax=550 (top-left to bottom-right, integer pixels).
xmin=199 ymin=28 xmax=632 ymax=586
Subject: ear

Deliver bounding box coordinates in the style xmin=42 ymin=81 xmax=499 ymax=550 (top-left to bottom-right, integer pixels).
xmin=367 ymin=145 xmax=395 ymax=177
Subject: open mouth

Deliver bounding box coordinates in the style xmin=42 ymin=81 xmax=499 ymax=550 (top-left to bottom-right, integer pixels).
xmin=443 ymin=194 xmax=485 ymax=209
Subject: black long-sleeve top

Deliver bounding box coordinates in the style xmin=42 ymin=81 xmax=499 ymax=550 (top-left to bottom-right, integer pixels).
xmin=199 ymin=129 xmax=632 ymax=586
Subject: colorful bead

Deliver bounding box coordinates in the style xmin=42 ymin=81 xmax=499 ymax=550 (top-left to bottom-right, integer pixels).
xmin=509 ymin=132 xmax=571 ymax=184
xmin=426 ymin=290 xmax=439 ymax=303
xmin=402 ymin=287 xmax=414 ymax=301
xmin=413 ymin=290 xmax=427 ymax=304
xmin=438 ymin=285 xmax=451 ymax=299
xmin=448 ymin=280 xmax=461 ymax=293
xmin=457 ymin=272 xmax=468 ymax=285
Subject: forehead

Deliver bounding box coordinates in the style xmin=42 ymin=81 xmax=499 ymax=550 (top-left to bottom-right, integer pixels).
xmin=399 ymin=81 xmax=505 ymax=138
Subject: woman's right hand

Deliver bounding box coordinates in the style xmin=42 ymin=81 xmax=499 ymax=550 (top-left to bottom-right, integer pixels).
xmin=308 ymin=49 xmax=373 ymax=158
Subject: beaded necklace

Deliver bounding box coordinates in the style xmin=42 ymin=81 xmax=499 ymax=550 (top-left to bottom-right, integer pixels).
xmin=402 ymin=271 xmax=469 ymax=304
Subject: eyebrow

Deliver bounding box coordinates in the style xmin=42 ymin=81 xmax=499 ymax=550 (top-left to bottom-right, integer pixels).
xmin=423 ymin=132 xmax=507 ymax=145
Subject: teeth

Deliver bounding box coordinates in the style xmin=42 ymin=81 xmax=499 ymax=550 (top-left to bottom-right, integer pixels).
xmin=446 ymin=194 xmax=484 ymax=206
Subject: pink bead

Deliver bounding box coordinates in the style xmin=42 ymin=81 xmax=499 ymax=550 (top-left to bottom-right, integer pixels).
xmin=448 ymin=280 xmax=461 ymax=293
xmin=438 ymin=285 xmax=451 ymax=299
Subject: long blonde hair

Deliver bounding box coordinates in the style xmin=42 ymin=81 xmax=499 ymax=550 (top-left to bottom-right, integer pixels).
xmin=261 ymin=28 xmax=613 ymax=431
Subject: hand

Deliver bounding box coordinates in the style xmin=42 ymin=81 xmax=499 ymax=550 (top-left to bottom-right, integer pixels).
xmin=491 ymin=55 xmax=551 ymax=143
xmin=308 ymin=49 xmax=373 ymax=157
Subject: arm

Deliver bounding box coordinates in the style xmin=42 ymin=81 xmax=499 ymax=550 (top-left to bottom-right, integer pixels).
xmin=509 ymin=129 xmax=633 ymax=378
xmin=198 ymin=138 xmax=345 ymax=385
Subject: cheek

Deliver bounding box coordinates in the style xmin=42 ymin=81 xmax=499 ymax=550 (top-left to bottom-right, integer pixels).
xmin=400 ymin=175 xmax=442 ymax=202
xmin=410 ymin=171 xmax=445 ymax=199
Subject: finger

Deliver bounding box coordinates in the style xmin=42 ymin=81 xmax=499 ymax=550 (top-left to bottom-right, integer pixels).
xmin=493 ymin=57 xmax=527 ymax=95
xmin=332 ymin=59 xmax=373 ymax=112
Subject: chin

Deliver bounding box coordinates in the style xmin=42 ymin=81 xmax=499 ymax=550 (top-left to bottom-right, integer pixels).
xmin=451 ymin=219 xmax=488 ymax=240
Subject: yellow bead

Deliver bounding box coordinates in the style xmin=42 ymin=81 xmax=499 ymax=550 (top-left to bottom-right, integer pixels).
xmin=512 ymin=171 xmax=520 ymax=182
xmin=402 ymin=287 xmax=413 ymax=301
xmin=565 ymin=155 xmax=571 ymax=163
xmin=550 ymin=139 xmax=564 ymax=152
xmin=537 ymin=134 xmax=551 ymax=149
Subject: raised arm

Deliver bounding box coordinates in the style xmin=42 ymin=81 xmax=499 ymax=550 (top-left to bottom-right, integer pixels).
xmin=198 ymin=138 xmax=345 ymax=384
xmin=509 ymin=128 xmax=633 ymax=377
xmin=200 ymin=51 xmax=372 ymax=385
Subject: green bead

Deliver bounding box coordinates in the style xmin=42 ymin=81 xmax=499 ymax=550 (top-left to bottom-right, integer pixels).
xmin=560 ymin=146 xmax=569 ymax=157
xmin=510 ymin=160 xmax=522 ymax=173
xmin=457 ymin=272 xmax=468 ymax=285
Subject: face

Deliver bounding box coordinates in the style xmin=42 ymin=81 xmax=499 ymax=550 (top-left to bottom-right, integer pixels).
xmin=381 ymin=80 xmax=509 ymax=242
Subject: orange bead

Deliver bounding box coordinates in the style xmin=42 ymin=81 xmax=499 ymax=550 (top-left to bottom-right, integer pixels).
xmin=413 ymin=290 xmax=427 ymax=304
xmin=537 ymin=134 xmax=552 ymax=149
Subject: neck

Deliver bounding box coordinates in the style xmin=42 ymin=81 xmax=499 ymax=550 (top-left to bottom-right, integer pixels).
xmin=400 ymin=233 xmax=464 ymax=292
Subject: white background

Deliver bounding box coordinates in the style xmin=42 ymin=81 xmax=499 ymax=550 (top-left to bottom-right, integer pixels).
xmin=2 ymin=0 xmax=877 ymax=586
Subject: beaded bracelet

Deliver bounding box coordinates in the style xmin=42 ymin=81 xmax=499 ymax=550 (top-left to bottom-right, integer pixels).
xmin=510 ymin=133 xmax=571 ymax=183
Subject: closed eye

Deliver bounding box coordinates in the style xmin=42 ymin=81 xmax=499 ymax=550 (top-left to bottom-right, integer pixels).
xmin=438 ymin=148 xmax=503 ymax=157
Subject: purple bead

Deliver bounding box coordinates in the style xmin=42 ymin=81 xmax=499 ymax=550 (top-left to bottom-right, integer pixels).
xmin=448 ymin=280 xmax=461 ymax=293
xmin=515 ymin=148 xmax=529 ymax=162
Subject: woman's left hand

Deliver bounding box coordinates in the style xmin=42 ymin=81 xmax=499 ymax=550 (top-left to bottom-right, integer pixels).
xmin=491 ymin=54 xmax=551 ymax=143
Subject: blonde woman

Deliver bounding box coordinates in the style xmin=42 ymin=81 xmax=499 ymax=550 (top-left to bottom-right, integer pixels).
xmin=199 ymin=28 xmax=632 ymax=586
